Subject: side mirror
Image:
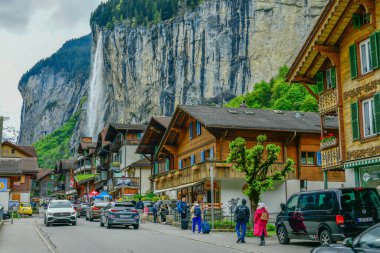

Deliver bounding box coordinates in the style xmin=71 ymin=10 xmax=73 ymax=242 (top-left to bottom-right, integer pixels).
xmin=280 ymin=203 xmax=286 ymax=212
xmin=343 ymin=238 xmax=353 ymax=248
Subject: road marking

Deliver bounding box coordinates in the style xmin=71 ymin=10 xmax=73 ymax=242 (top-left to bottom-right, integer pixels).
xmin=33 ymin=218 xmax=58 ymax=253
xmin=144 ymin=226 xmax=264 ymax=253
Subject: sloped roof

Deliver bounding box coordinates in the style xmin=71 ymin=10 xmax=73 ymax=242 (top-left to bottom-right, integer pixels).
xmin=128 ymin=158 xmax=151 ymax=168
xmin=152 ymin=116 xmax=171 ymax=128
xmin=105 ymin=123 xmax=147 ymax=142
xmin=1 ymin=141 xmax=36 ymax=157
xmin=18 ymin=146 xmax=37 ymax=157
xmin=0 ymin=158 xmax=39 ymax=175
xmin=36 ymin=169 xmax=53 ymax=180
xmin=60 ymin=159 xmax=75 ymax=170
xmin=178 ymin=105 xmax=338 ymax=132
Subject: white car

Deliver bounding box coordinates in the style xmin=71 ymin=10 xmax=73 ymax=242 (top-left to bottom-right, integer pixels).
xmin=44 ymin=200 xmax=77 ymax=227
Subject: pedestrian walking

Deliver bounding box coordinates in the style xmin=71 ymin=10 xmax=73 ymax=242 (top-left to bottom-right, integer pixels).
xmin=234 ymin=199 xmax=250 ymax=243
xmin=136 ymin=198 xmax=144 ymax=219
xmin=142 ymin=206 xmax=149 ymax=223
xmin=152 ymin=201 xmax=161 ymax=223
xmin=254 ymin=202 xmax=269 ymax=246
xmin=190 ymin=202 xmax=202 ymax=233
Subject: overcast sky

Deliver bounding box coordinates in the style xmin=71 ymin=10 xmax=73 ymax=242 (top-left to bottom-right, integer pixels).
xmin=0 ymin=0 xmax=103 ymax=135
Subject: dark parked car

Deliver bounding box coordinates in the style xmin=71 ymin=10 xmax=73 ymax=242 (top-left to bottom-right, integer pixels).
xmin=86 ymin=202 xmax=108 ymax=221
xmin=78 ymin=203 xmax=90 ymax=218
xmin=311 ymin=223 xmax=380 ymax=252
xmin=99 ymin=202 xmax=139 ymax=229
xmin=276 ymin=188 xmax=380 ymax=246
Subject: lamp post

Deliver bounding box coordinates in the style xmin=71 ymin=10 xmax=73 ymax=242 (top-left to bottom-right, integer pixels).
xmin=207 ymin=158 xmax=215 ymax=230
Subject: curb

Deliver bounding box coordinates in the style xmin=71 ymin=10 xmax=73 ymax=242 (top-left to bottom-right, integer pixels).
xmin=144 ymin=226 xmax=264 ymax=253
xmin=33 ymin=218 xmax=58 ymax=253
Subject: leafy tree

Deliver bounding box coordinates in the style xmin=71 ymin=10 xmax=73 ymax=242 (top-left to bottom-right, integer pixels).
xmin=227 ymin=135 xmax=294 ymax=213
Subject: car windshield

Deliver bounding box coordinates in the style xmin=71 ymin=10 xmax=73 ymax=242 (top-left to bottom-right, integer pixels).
xmin=341 ymin=188 xmax=380 ymax=210
xmin=49 ymin=202 xmax=72 ymax=208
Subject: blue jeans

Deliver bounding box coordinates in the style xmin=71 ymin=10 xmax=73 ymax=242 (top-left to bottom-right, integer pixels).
xmin=192 ymin=216 xmax=202 ymax=233
xmin=236 ymin=221 xmax=247 ymax=240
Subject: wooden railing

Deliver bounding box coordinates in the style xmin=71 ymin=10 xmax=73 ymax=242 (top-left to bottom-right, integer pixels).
xmin=155 ymin=162 xmax=292 ymax=190
xmin=321 ymin=146 xmax=341 ymax=169
xmin=319 ymin=89 xmax=338 ymax=115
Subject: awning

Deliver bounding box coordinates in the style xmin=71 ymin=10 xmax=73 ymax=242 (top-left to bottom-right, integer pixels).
xmin=344 ymin=157 xmax=380 ymax=169
xmin=154 ymin=181 xmax=204 ymax=194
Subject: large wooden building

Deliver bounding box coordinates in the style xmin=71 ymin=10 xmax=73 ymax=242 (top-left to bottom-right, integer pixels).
xmin=287 ymin=0 xmax=380 ymax=191
xmin=141 ymin=105 xmax=345 ymax=213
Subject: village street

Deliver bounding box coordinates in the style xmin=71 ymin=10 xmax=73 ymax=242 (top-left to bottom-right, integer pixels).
xmin=0 ymin=214 xmax=319 ymax=253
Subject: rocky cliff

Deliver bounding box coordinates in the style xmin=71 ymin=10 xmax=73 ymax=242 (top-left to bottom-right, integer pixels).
xmin=18 ymin=35 xmax=91 ymax=145
xmin=18 ymin=0 xmax=328 ymax=147
xmin=84 ymin=0 xmax=328 ymax=137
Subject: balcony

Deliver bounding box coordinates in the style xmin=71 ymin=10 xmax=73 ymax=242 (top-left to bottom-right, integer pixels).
xmin=154 ymin=162 xmax=293 ymax=190
xmin=321 ymin=146 xmax=342 ymax=169
xmin=112 ymin=177 xmax=140 ymax=189
xmin=319 ymin=89 xmax=338 ymax=115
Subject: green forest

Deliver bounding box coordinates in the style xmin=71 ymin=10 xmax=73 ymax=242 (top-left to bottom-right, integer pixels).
xmin=33 ymin=97 xmax=86 ymax=169
xmin=19 ymin=35 xmax=91 ymax=88
xmin=225 ymin=66 xmax=318 ymax=112
xmin=90 ymin=0 xmax=203 ymax=28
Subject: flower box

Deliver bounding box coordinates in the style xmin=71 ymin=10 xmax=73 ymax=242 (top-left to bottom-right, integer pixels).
xmin=320 ymin=135 xmax=337 ymax=149
xmin=160 ymin=176 xmax=165 ymax=181
xmin=174 ymin=171 xmax=181 ymax=176
xmin=192 ymin=165 xmax=200 ymax=171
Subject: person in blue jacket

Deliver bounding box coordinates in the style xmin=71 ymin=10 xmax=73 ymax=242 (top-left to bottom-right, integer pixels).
xmin=177 ymin=197 xmax=188 ymax=219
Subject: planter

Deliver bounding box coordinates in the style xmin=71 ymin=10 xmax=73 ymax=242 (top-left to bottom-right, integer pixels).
xmin=174 ymin=171 xmax=182 ymax=176
xmin=160 ymin=176 xmax=165 ymax=181
xmin=192 ymin=165 xmax=200 ymax=171
xmin=321 ymin=137 xmax=337 ymax=149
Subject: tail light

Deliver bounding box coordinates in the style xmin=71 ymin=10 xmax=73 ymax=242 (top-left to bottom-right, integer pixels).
xmin=110 ymin=209 xmax=120 ymax=213
xmin=92 ymin=206 xmax=100 ymax=211
xmin=336 ymin=215 xmax=345 ymax=225
xmin=132 ymin=210 xmax=138 ymax=213
xmin=354 ymin=187 xmax=364 ymax=191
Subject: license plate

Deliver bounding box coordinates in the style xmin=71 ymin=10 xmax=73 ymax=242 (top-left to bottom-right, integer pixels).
xmin=120 ymin=215 xmax=130 ymax=218
xmin=357 ymin=217 xmax=373 ymax=222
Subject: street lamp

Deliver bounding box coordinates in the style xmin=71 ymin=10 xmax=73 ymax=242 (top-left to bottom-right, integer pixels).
xmin=207 ymin=158 xmax=215 ymax=230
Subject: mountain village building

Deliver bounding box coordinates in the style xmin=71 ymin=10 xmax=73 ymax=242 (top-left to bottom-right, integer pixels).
xmin=287 ymin=0 xmax=380 ymax=192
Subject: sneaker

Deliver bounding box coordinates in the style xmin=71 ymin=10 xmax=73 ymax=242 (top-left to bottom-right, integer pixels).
xmin=241 ymin=240 xmax=246 ymax=243
xmin=236 ymin=238 xmax=241 ymax=243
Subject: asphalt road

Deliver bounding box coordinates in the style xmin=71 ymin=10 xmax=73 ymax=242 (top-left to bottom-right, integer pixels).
xmin=36 ymin=217 xmax=319 ymax=253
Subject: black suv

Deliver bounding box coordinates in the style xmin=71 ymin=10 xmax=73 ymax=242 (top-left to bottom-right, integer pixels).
xmin=275 ymin=188 xmax=380 ymax=246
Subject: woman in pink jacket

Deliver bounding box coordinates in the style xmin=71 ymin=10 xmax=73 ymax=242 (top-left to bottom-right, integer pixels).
xmin=254 ymin=202 xmax=269 ymax=246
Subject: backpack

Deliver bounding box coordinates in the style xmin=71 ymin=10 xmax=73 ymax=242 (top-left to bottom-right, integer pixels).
xmin=260 ymin=211 xmax=269 ymax=221
xmin=236 ymin=206 xmax=247 ymax=221
xmin=194 ymin=206 xmax=201 ymax=217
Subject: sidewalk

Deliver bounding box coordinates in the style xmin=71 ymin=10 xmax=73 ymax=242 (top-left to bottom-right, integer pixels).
xmin=142 ymin=222 xmax=318 ymax=253
xmin=0 ymin=217 xmax=49 ymax=253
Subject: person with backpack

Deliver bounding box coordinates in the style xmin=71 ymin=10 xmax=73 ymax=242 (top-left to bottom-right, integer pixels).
xmin=254 ymin=202 xmax=269 ymax=246
xmin=235 ymin=199 xmax=250 ymax=243
xmin=190 ymin=202 xmax=202 ymax=233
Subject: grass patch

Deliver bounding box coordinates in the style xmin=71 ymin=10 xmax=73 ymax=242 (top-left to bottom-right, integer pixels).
xmin=75 ymin=173 xmax=96 ymax=183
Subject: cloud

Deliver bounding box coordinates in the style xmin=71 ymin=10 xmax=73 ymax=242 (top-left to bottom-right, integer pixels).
xmin=0 ymin=0 xmax=101 ymax=33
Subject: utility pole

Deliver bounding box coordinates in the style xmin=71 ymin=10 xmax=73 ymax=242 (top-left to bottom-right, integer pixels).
xmin=0 ymin=116 xmax=3 ymax=158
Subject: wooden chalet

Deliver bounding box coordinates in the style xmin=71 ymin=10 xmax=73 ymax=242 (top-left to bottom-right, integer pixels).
xmin=151 ymin=105 xmax=345 ymax=213
xmin=94 ymin=126 xmax=110 ymax=192
xmin=287 ymin=0 xmax=380 ymax=191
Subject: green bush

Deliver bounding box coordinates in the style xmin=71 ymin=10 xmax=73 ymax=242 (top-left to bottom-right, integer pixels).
xmin=267 ymin=223 xmax=275 ymax=231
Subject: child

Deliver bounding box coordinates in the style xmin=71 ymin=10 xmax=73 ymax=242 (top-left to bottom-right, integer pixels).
xmin=142 ymin=206 xmax=149 ymax=223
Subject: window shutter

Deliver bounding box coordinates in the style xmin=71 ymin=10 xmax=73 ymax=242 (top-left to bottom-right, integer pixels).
xmin=179 ymin=159 xmax=182 ymax=169
xmin=374 ymin=93 xmax=380 ymax=134
xmin=351 ymin=102 xmax=360 ymax=140
xmin=189 ymin=122 xmax=193 ymax=140
xmin=370 ymin=32 xmax=379 ymax=69
xmin=154 ymin=163 xmax=158 ymax=174
xmin=316 ymin=152 xmax=322 ymax=166
xmin=316 ymin=72 xmax=324 ymax=93
xmin=209 ymin=148 xmax=214 ymax=159
xmin=349 ymin=44 xmax=358 ymax=79
xmin=201 ymin=151 xmax=205 ymax=162
xmin=196 ymin=121 xmax=201 ymax=135
xmin=331 ymin=67 xmax=336 ymax=88
xmin=190 ymin=155 xmax=195 ymax=165
xmin=165 ymin=159 xmax=170 ymax=172
xmin=353 ymin=14 xmax=361 ymax=29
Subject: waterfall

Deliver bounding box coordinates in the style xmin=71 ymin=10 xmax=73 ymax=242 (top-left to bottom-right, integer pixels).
xmin=86 ymin=32 xmax=106 ymax=139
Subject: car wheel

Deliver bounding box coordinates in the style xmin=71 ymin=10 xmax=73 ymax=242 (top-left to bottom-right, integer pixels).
xmin=133 ymin=224 xmax=139 ymax=230
xmin=106 ymin=219 xmax=111 ymax=229
xmin=319 ymin=229 xmax=332 ymax=246
xmin=72 ymin=221 xmax=77 ymax=226
xmin=100 ymin=219 xmax=104 ymax=227
xmin=277 ymin=225 xmax=290 ymax=245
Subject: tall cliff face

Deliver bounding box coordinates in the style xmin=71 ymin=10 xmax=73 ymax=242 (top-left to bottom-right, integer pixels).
xmin=85 ymin=0 xmax=327 ymax=136
xmin=18 ymin=35 xmax=91 ymax=145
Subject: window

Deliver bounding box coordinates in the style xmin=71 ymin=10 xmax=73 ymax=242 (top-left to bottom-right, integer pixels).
xmin=299 ymin=193 xmax=318 ymax=211
xmin=190 ymin=155 xmax=195 ymax=165
xmin=200 ymin=151 xmax=205 ymax=162
xmin=360 ymin=38 xmax=373 ymax=74
xmin=11 ymin=149 xmax=15 ymax=154
xmin=301 ymin=152 xmax=315 ymax=165
xmin=286 ymin=195 xmax=299 ymax=212
xmin=196 ymin=121 xmax=201 ymax=135
xmin=325 ymin=68 xmax=335 ymax=89
xmin=362 ymin=97 xmax=376 ymax=137
xmin=189 ymin=122 xmax=193 ymax=140
xmin=317 ymin=192 xmax=334 ymax=210
xmin=355 ymin=226 xmax=380 ymax=249
xmin=178 ymin=159 xmax=183 ymax=169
